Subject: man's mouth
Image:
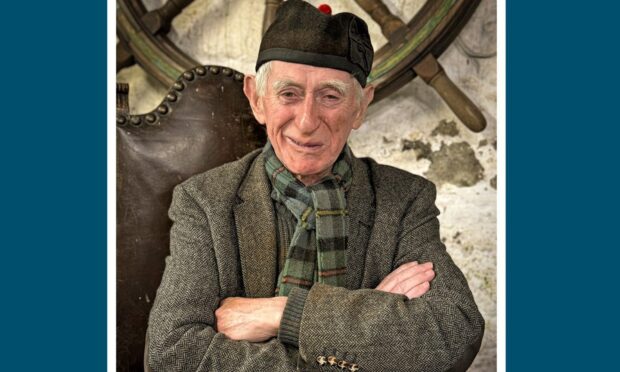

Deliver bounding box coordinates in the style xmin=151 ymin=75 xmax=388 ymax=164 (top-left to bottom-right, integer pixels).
xmin=287 ymin=137 xmax=323 ymax=151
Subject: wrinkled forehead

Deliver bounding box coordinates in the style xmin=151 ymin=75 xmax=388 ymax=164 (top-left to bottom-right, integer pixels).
xmin=268 ymin=61 xmax=356 ymax=89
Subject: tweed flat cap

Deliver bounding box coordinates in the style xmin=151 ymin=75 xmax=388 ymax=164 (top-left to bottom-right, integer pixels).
xmin=256 ymin=0 xmax=374 ymax=87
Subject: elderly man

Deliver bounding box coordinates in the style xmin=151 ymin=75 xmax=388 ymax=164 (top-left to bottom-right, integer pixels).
xmin=146 ymin=1 xmax=484 ymax=371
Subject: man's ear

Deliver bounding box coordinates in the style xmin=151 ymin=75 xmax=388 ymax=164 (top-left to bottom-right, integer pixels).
xmin=352 ymin=84 xmax=375 ymax=130
xmin=243 ymin=75 xmax=266 ymax=124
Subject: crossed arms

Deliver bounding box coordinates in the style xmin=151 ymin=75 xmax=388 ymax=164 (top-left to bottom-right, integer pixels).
xmin=215 ymin=261 xmax=436 ymax=342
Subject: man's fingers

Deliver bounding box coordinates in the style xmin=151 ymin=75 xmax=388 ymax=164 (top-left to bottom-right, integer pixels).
xmin=376 ymin=262 xmax=414 ymax=292
xmin=405 ymin=281 xmax=431 ymax=299
xmin=389 ymin=261 xmax=420 ymax=276
xmin=377 ymin=261 xmax=419 ymax=290
xmin=392 ymin=268 xmax=435 ymax=295
xmin=376 ymin=263 xmax=435 ymax=295
xmin=377 ymin=262 xmax=430 ymax=292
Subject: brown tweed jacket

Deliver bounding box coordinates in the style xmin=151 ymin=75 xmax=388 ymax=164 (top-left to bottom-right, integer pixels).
xmin=146 ymin=149 xmax=484 ymax=371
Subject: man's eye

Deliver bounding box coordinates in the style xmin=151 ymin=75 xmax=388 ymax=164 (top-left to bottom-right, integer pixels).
xmin=280 ymin=91 xmax=297 ymax=98
xmin=322 ymin=94 xmax=342 ymax=104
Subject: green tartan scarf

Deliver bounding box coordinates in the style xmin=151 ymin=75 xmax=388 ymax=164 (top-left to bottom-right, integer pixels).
xmin=263 ymin=141 xmax=352 ymax=296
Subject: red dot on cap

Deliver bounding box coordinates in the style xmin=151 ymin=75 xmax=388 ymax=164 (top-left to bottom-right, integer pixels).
xmin=317 ymin=4 xmax=332 ymax=15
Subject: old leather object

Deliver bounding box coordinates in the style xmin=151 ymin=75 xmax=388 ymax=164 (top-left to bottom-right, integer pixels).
xmin=116 ymin=66 xmax=266 ymax=371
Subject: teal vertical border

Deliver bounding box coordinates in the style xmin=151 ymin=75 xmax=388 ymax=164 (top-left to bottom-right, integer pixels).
xmin=507 ymin=1 xmax=619 ymax=370
xmin=0 ymin=2 xmax=106 ymax=371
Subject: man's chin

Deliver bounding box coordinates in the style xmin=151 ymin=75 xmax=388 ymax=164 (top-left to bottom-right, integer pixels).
xmin=289 ymin=167 xmax=321 ymax=177
xmin=287 ymin=162 xmax=323 ymax=177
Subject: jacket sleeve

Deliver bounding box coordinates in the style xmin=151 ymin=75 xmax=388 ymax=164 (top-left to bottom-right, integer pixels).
xmin=146 ymin=184 xmax=296 ymax=372
xmin=280 ymin=180 xmax=485 ymax=372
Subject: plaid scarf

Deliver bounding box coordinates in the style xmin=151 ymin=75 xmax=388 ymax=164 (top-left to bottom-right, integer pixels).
xmin=263 ymin=141 xmax=352 ymax=296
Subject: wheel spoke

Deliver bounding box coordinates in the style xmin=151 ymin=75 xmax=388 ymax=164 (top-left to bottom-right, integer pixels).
xmin=354 ymin=0 xmax=407 ymax=45
xmin=141 ymin=0 xmax=195 ymax=35
xmin=262 ymin=0 xmax=283 ymax=35
xmin=116 ymin=41 xmax=135 ymax=72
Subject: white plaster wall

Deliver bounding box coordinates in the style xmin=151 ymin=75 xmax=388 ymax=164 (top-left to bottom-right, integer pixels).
xmin=117 ymin=1 xmax=497 ymax=370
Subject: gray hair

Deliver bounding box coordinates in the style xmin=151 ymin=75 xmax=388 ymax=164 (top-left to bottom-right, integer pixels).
xmin=255 ymin=61 xmax=273 ymax=97
xmin=255 ymin=61 xmax=363 ymax=103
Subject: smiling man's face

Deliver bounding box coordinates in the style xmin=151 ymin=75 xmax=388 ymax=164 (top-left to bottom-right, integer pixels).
xmin=245 ymin=61 xmax=374 ymax=185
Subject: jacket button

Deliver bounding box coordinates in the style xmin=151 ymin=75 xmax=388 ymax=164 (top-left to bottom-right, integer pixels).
xmin=316 ymin=356 xmax=326 ymax=366
xmin=327 ymin=356 xmax=337 ymax=366
xmin=338 ymin=360 xmax=349 ymax=369
xmin=349 ymin=364 xmax=359 ymax=372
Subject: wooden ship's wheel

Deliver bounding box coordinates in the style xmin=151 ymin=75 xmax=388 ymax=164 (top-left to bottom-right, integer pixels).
xmin=117 ymin=0 xmax=486 ymax=132
xmin=116 ymin=1 xmax=487 ymax=371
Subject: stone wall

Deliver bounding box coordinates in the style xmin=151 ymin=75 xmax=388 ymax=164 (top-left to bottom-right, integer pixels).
xmin=117 ymin=0 xmax=497 ymax=370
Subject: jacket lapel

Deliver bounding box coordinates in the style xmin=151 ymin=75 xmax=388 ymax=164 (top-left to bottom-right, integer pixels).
xmin=345 ymin=156 xmax=375 ymax=289
xmin=233 ymin=154 xmax=278 ymax=297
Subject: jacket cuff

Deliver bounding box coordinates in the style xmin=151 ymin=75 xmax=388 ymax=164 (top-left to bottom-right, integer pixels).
xmin=278 ymin=287 xmax=309 ymax=348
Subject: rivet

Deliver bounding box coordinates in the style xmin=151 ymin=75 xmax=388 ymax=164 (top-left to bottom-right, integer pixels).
xmin=157 ymin=105 xmax=169 ymax=114
xmin=130 ymin=116 xmax=142 ymax=125
xmin=183 ymin=71 xmax=194 ymax=81
xmin=234 ymin=73 xmax=244 ymax=82
xmin=116 ymin=115 xmax=126 ymax=125
xmin=209 ymin=66 xmax=220 ymax=74
xmin=173 ymin=81 xmax=184 ymax=91
xmin=145 ymin=114 xmax=156 ymax=124
xmin=222 ymin=68 xmax=232 ymax=76
xmin=166 ymin=93 xmax=177 ymax=102
xmin=195 ymin=66 xmax=206 ymax=75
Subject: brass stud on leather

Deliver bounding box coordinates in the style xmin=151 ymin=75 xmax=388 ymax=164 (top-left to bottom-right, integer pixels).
xmin=157 ymin=105 xmax=168 ymax=114
xmin=316 ymin=356 xmax=326 ymax=366
xmin=166 ymin=93 xmax=177 ymax=102
xmin=145 ymin=114 xmax=156 ymax=124
xmin=349 ymin=363 xmax=359 ymax=372
xmin=195 ymin=66 xmax=206 ymax=75
xmin=222 ymin=67 xmax=232 ymax=76
xmin=173 ymin=81 xmax=184 ymax=91
xmin=130 ymin=116 xmax=142 ymax=125
xmin=327 ymin=356 xmax=337 ymax=366
xmin=209 ymin=66 xmax=220 ymax=74
xmin=234 ymin=72 xmax=244 ymax=82
xmin=116 ymin=115 xmax=126 ymax=125
xmin=338 ymin=360 xmax=349 ymax=369
xmin=182 ymin=71 xmax=194 ymax=81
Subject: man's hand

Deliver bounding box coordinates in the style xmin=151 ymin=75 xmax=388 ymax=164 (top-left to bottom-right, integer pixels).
xmin=215 ymin=296 xmax=288 ymax=342
xmin=376 ymin=261 xmax=435 ymax=299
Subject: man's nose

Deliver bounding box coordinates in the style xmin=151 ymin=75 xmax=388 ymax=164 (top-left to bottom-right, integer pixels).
xmin=296 ymin=95 xmax=320 ymax=133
